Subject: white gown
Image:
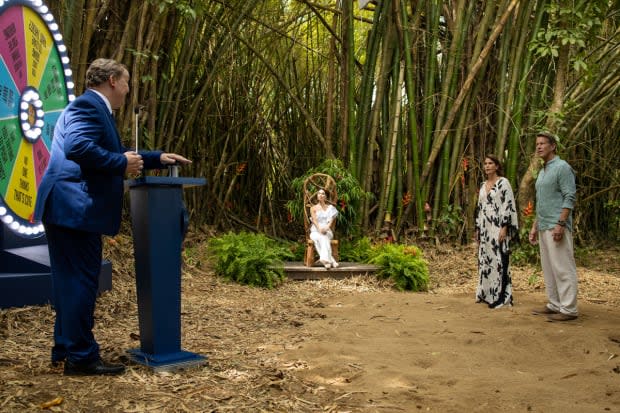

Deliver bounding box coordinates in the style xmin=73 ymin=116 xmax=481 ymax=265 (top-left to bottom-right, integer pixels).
xmin=310 ymin=205 xmax=338 ymax=265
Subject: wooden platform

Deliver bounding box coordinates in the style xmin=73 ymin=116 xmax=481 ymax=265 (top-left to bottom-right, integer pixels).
xmin=284 ymin=261 xmax=378 ymax=280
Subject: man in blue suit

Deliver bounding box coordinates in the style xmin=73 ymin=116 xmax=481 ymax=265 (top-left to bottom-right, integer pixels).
xmin=35 ymin=58 xmax=191 ymax=375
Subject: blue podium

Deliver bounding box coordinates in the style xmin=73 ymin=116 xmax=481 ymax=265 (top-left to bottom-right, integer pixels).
xmin=126 ymin=175 xmax=206 ymax=371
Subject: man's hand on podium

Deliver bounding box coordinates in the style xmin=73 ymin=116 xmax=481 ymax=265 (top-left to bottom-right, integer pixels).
xmin=160 ymin=153 xmax=191 ymax=165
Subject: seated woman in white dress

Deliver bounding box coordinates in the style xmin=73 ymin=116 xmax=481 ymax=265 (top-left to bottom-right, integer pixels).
xmin=309 ymin=189 xmax=339 ymax=269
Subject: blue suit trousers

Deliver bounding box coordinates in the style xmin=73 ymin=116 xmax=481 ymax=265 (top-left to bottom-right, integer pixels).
xmin=44 ymin=223 xmax=102 ymax=364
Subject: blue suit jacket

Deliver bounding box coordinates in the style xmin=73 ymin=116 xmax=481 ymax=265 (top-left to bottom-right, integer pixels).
xmin=35 ymin=90 xmax=164 ymax=236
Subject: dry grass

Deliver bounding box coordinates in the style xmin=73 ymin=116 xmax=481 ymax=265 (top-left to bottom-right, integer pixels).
xmin=1 ymin=234 xmax=618 ymax=412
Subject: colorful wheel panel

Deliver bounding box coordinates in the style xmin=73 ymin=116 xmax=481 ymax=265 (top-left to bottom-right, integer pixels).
xmin=0 ymin=0 xmax=74 ymax=238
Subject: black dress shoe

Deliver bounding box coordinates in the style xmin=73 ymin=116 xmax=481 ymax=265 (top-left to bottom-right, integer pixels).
xmin=64 ymin=359 xmax=125 ymax=376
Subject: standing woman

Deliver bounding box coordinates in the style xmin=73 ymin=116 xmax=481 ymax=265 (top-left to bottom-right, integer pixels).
xmin=310 ymin=189 xmax=339 ymax=269
xmin=474 ymin=155 xmax=519 ymax=308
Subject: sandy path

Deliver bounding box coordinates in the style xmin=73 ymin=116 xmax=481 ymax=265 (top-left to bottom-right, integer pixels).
xmin=277 ymin=289 xmax=620 ymax=412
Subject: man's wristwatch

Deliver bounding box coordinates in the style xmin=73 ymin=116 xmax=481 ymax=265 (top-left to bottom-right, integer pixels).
xmin=557 ymin=220 xmax=567 ymax=227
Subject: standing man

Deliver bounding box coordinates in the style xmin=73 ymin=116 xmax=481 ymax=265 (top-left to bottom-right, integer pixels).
xmin=35 ymin=58 xmax=191 ymax=375
xmin=528 ymin=132 xmax=578 ymax=322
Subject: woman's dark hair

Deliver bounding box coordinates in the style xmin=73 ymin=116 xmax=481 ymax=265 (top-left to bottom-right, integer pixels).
xmin=485 ymin=154 xmax=504 ymax=177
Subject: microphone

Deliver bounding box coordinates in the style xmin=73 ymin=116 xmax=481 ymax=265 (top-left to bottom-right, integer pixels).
xmin=134 ymin=105 xmax=145 ymax=152
xmin=168 ymin=161 xmax=180 ymax=177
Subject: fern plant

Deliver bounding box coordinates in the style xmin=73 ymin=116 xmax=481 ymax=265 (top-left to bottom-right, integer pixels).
xmin=368 ymin=243 xmax=429 ymax=292
xmin=339 ymin=236 xmax=373 ymax=262
xmin=208 ymin=232 xmax=294 ymax=288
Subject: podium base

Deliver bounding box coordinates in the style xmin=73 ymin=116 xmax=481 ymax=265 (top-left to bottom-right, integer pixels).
xmin=127 ymin=348 xmax=208 ymax=372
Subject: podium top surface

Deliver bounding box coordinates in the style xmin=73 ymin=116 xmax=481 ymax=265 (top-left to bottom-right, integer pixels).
xmin=126 ymin=176 xmax=206 ymax=188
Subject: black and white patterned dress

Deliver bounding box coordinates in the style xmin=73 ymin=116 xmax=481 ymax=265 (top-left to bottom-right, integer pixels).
xmin=475 ymin=177 xmax=519 ymax=308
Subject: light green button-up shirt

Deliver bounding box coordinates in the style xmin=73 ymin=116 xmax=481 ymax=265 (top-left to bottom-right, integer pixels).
xmin=535 ymin=156 xmax=576 ymax=232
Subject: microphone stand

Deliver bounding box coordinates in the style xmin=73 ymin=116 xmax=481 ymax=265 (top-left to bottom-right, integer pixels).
xmin=134 ymin=105 xmax=144 ymax=177
xmin=134 ymin=106 xmax=141 ymax=153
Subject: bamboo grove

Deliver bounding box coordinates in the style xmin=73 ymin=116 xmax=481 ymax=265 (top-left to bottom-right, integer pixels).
xmin=44 ymin=0 xmax=620 ymax=243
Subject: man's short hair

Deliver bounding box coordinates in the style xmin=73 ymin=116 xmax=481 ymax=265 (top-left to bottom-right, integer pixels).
xmin=537 ymin=131 xmax=558 ymax=146
xmin=85 ymin=58 xmax=127 ymax=88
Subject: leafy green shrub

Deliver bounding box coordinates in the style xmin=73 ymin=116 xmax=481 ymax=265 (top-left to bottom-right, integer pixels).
xmin=339 ymin=236 xmax=373 ymax=262
xmin=208 ymin=232 xmax=294 ymax=288
xmin=285 ymin=240 xmax=306 ymax=262
xmin=512 ymin=215 xmax=540 ymax=266
xmin=435 ymin=204 xmax=464 ymax=242
xmin=368 ymin=243 xmax=429 ymax=292
xmin=604 ymin=199 xmax=620 ymax=241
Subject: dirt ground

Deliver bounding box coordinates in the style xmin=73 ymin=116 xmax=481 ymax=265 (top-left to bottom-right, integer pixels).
xmin=1 ymin=238 xmax=619 ymax=412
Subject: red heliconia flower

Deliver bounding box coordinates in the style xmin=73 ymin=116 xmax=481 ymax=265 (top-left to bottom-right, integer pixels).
xmin=236 ymin=162 xmax=247 ymax=175
xmin=402 ymin=191 xmax=412 ymax=206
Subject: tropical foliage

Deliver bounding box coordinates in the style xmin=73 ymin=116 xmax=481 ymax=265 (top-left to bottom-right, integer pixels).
xmin=339 ymin=237 xmax=374 ymax=263
xmin=45 ymin=0 xmax=619 ymax=243
xmin=207 ymin=232 xmax=293 ymax=288
xmin=368 ymin=243 xmax=429 ymax=291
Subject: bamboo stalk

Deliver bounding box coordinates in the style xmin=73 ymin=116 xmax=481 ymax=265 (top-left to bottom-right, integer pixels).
xmin=420 ymin=0 xmax=520 ymax=186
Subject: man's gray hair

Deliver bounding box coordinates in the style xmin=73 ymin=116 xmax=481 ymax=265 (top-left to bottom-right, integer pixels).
xmin=85 ymin=58 xmax=127 ymax=88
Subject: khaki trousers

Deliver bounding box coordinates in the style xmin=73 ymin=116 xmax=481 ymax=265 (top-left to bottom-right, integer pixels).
xmin=539 ymin=229 xmax=578 ymax=316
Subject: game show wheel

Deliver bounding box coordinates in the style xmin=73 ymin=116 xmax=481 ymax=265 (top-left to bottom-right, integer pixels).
xmin=0 ymin=0 xmax=74 ymax=238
